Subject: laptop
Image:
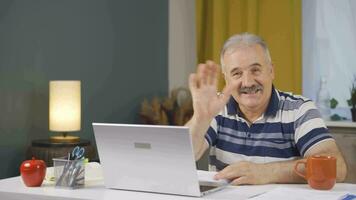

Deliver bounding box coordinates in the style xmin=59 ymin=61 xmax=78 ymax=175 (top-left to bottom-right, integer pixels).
xmin=92 ymin=123 xmax=228 ymax=197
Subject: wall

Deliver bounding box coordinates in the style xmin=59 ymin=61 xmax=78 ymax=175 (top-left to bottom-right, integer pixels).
xmin=0 ymin=0 xmax=168 ymax=179
xmin=328 ymin=125 xmax=356 ymax=183
xmin=168 ymin=0 xmax=196 ymax=91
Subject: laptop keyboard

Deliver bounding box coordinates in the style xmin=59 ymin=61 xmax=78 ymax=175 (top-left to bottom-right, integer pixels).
xmin=199 ymin=185 xmax=219 ymax=192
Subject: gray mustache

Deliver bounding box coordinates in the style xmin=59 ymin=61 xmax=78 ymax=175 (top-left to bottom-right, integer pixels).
xmin=239 ymin=85 xmax=263 ymax=94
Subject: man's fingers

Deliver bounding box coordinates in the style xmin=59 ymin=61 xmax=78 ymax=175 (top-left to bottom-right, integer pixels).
xmin=206 ymin=60 xmax=218 ymax=86
xmin=214 ymin=166 xmax=239 ymax=180
xmin=195 ymin=61 xmax=220 ymax=89
xmin=206 ymin=60 xmax=216 ymax=67
xmin=230 ymin=176 xmax=250 ymax=186
xmin=197 ymin=64 xmax=208 ymax=86
xmin=206 ymin=65 xmax=213 ymax=86
xmin=189 ymin=74 xmax=198 ymax=91
xmin=211 ymin=64 xmax=219 ymax=87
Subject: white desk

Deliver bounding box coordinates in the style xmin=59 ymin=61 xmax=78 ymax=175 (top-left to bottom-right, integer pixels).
xmin=0 ymin=177 xmax=355 ymax=200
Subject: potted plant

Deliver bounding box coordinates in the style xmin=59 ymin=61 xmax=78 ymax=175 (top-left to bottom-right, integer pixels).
xmin=347 ymin=76 xmax=356 ymax=122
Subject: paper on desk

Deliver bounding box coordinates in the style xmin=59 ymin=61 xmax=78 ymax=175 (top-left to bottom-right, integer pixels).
xmin=84 ymin=162 xmax=104 ymax=181
xmin=249 ymin=187 xmax=354 ymax=200
xmin=197 ymin=170 xmax=229 ymax=185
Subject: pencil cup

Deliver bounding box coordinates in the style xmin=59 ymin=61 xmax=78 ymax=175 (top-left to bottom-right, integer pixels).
xmin=53 ymin=157 xmax=85 ymax=189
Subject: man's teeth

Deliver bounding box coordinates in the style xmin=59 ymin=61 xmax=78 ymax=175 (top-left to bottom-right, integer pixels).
xmin=242 ymin=89 xmax=261 ymax=94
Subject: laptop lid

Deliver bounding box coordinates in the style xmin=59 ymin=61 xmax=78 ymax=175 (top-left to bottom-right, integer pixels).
xmin=92 ymin=123 xmax=203 ymax=196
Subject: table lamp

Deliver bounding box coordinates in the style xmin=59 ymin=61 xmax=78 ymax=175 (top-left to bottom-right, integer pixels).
xmin=49 ymin=80 xmax=81 ymax=143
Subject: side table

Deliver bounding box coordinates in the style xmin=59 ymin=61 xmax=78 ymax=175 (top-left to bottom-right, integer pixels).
xmin=26 ymin=139 xmax=97 ymax=167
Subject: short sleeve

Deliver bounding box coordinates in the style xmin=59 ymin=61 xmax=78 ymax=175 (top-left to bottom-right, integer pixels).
xmin=204 ymin=116 xmax=220 ymax=147
xmin=294 ymin=101 xmax=334 ymax=156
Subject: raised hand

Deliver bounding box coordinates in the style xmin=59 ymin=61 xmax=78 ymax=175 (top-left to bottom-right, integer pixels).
xmin=189 ymin=60 xmax=236 ymax=122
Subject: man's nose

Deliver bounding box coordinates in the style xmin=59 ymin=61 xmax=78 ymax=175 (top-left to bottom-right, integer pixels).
xmin=241 ymin=72 xmax=255 ymax=87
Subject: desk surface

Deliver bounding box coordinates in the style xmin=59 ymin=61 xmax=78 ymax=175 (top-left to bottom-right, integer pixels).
xmin=0 ymin=176 xmax=356 ymax=200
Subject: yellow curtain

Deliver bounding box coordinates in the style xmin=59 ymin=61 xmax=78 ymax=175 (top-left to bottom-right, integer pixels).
xmin=196 ymin=0 xmax=301 ymax=94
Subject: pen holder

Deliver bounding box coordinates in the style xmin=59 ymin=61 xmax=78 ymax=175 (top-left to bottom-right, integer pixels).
xmin=53 ymin=157 xmax=85 ymax=189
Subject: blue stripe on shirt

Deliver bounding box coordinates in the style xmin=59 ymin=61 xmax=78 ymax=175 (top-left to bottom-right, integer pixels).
xmin=216 ymin=139 xmax=300 ymax=158
xmin=205 ymin=126 xmax=218 ymax=146
xmin=217 ymin=116 xmax=295 ymax=134
xmin=218 ymin=130 xmax=294 ymax=143
xmin=296 ymin=127 xmax=333 ymax=155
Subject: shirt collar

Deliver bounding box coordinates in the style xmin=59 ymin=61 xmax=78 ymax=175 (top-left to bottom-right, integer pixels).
xmin=226 ymin=85 xmax=279 ymax=117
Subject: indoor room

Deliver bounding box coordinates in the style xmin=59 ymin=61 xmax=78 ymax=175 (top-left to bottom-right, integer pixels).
xmin=0 ymin=0 xmax=355 ymax=199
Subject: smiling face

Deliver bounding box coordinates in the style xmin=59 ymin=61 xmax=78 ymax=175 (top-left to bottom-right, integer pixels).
xmin=223 ymin=44 xmax=274 ymax=114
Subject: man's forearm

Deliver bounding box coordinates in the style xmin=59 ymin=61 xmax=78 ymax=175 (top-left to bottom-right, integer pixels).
xmin=263 ymin=159 xmax=306 ymax=184
xmin=185 ymin=116 xmax=211 ymax=160
xmin=263 ymin=151 xmax=346 ymax=184
xmin=214 ymin=159 xmax=307 ymax=185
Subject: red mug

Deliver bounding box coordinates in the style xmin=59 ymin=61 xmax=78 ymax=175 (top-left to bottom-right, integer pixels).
xmin=294 ymin=155 xmax=336 ymax=190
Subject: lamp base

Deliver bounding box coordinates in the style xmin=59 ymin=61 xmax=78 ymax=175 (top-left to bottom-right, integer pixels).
xmin=50 ymin=135 xmax=80 ymax=143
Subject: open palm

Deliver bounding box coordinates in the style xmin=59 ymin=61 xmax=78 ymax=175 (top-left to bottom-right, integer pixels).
xmin=189 ymin=61 xmax=235 ymax=121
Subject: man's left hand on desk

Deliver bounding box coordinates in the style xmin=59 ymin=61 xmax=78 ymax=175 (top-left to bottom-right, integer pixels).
xmin=214 ymin=161 xmax=268 ymax=185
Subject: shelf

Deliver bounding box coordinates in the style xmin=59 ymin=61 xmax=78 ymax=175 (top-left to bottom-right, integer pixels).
xmin=325 ymin=121 xmax=356 ymax=128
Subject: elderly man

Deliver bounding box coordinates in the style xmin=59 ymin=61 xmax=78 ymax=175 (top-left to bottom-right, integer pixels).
xmin=187 ymin=33 xmax=347 ymax=185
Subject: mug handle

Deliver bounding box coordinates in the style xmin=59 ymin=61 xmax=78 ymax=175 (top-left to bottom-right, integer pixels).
xmin=294 ymin=160 xmax=307 ymax=180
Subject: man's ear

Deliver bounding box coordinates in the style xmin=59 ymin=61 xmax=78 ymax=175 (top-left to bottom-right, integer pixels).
xmin=270 ymin=64 xmax=275 ymax=80
xmin=223 ymin=72 xmax=228 ymax=84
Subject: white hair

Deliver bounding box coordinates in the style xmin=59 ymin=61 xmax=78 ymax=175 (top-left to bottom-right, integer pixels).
xmin=220 ymin=33 xmax=272 ymax=72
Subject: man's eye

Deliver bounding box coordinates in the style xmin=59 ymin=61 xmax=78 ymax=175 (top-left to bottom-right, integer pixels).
xmin=233 ymin=71 xmax=242 ymax=77
xmin=252 ymin=68 xmax=261 ymax=74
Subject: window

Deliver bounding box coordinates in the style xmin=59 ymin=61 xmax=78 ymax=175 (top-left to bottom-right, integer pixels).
xmin=303 ymin=0 xmax=356 ymax=120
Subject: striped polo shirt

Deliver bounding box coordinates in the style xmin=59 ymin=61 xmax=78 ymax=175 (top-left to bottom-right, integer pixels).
xmin=205 ymin=87 xmax=334 ymax=171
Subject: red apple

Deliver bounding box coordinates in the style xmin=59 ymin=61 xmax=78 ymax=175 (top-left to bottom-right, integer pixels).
xmin=20 ymin=157 xmax=46 ymax=187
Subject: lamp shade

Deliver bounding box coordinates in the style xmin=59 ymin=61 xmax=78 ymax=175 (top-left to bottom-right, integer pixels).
xmin=49 ymin=80 xmax=81 ymax=132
